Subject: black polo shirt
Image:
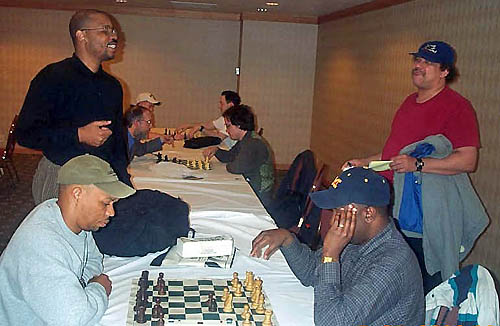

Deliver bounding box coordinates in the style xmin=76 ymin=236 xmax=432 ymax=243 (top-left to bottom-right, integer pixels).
xmin=17 ymin=54 xmax=130 ymax=184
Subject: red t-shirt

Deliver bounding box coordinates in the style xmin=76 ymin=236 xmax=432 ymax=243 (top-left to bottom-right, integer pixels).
xmin=380 ymin=86 xmax=480 ymax=182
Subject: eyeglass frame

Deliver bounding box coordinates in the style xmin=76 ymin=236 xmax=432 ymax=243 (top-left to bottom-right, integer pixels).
xmin=138 ymin=119 xmax=152 ymax=125
xmin=80 ymin=25 xmax=117 ymax=35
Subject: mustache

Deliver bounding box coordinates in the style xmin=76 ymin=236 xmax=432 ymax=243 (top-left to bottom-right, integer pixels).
xmin=412 ymin=68 xmax=423 ymax=74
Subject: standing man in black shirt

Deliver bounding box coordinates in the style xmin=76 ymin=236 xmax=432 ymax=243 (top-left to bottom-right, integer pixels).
xmin=17 ymin=9 xmax=129 ymax=204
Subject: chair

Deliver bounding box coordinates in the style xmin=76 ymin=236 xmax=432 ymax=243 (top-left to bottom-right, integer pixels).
xmin=270 ymin=150 xmax=317 ymax=229
xmin=294 ymin=162 xmax=331 ymax=249
xmin=1 ymin=115 xmax=19 ymax=186
xmin=425 ymin=264 xmax=500 ymax=326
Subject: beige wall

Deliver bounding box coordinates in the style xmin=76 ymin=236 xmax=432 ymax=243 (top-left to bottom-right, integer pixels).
xmin=0 ymin=7 xmax=317 ymax=165
xmin=240 ymin=20 xmax=317 ymax=165
xmin=312 ymin=0 xmax=500 ymax=278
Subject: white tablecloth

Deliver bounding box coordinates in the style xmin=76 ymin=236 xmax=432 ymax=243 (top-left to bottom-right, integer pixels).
xmin=99 ymin=143 xmax=314 ymax=325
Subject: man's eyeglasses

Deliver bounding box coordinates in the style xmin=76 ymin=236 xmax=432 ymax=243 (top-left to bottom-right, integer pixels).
xmin=139 ymin=119 xmax=152 ymax=125
xmin=80 ymin=25 xmax=117 ymax=35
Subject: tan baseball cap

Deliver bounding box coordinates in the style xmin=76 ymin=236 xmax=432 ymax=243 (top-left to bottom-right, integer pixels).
xmin=135 ymin=92 xmax=160 ymax=105
xmin=57 ymin=154 xmax=136 ymax=199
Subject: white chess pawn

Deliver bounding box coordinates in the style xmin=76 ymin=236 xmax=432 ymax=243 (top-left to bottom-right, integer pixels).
xmin=241 ymin=304 xmax=251 ymax=320
xmin=234 ymin=282 xmax=243 ymax=297
xmin=262 ymin=309 xmax=273 ymax=326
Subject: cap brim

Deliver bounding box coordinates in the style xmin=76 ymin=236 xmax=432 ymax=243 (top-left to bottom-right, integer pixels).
xmin=95 ymin=181 xmax=136 ymax=199
xmin=409 ymin=52 xmax=441 ymax=64
xmin=309 ymin=189 xmax=347 ymax=209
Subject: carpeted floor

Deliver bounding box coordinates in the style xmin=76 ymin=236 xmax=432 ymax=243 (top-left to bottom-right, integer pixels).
xmin=0 ymin=153 xmax=41 ymax=254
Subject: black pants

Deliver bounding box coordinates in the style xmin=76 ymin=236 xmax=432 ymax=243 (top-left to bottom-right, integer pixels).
xmin=404 ymin=236 xmax=443 ymax=295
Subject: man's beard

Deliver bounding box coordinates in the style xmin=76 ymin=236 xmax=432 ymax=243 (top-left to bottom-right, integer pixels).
xmin=134 ymin=130 xmax=148 ymax=140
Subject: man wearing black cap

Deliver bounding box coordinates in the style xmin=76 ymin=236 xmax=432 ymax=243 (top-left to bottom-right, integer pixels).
xmin=343 ymin=41 xmax=481 ymax=292
xmin=251 ymin=167 xmax=424 ymax=326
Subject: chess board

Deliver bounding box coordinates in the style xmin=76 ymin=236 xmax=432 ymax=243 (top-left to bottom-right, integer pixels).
xmin=126 ymin=277 xmax=279 ymax=326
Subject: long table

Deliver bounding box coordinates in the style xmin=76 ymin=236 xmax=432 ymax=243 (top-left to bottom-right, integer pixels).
xmin=99 ymin=141 xmax=314 ymax=325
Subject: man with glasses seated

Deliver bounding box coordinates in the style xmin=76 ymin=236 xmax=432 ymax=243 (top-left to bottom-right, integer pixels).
xmin=17 ymin=9 xmax=130 ymax=205
xmin=203 ymin=105 xmax=274 ymax=208
xmin=124 ymin=105 xmax=173 ymax=162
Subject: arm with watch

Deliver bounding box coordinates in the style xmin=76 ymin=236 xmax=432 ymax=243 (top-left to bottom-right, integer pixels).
xmin=389 ymin=146 xmax=477 ymax=175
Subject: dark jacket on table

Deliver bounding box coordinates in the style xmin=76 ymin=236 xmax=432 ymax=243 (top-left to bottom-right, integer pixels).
xmin=16 ymin=54 xmax=130 ymax=185
xmin=215 ymin=131 xmax=274 ymax=205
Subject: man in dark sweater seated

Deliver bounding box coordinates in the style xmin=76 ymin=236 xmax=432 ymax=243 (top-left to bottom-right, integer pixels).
xmin=124 ymin=105 xmax=172 ymax=163
xmin=251 ymin=167 xmax=425 ymax=326
xmin=203 ymin=105 xmax=274 ymax=208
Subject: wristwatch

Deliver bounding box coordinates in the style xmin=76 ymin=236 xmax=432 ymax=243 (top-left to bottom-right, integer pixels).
xmin=322 ymin=256 xmax=338 ymax=263
xmin=415 ymin=158 xmax=424 ymax=172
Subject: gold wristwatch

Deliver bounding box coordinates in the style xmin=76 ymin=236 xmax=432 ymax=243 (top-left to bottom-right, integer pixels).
xmin=322 ymin=256 xmax=338 ymax=263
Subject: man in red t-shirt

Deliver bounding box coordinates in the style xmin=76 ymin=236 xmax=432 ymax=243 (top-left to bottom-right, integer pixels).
xmin=343 ymin=41 xmax=479 ymax=181
xmin=342 ymin=41 xmax=480 ymax=293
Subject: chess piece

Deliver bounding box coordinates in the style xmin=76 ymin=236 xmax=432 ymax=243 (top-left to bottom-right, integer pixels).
xmin=152 ymin=298 xmax=163 ymax=319
xmin=223 ymin=293 xmax=233 ymax=313
xmin=245 ymin=272 xmax=254 ymax=291
xmin=209 ymin=296 xmax=218 ymax=312
xmin=262 ymin=309 xmax=273 ymax=326
xmin=242 ymin=312 xmax=252 ymax=326
xmin=256 ymin=293 xmax=266 ymax=314
xmin=141 ymin=270 xmax=150 ymax=280
xmin=136 ymin=288 xmax=148 ymax=307
xmin=234 ymin=282 xmax=243 ymax=297
xmin=222 ymin=287 xmax=229 ymax=301
xmin=251 ymin=287 xmax=261 ymax=309
xmin=255 ymin=278 xmax=263 ymax=291
xmin=158 ymin=311 xmax=165 ymax=326
xmin=158 ymin=278 xmax=166 ymax=295
xmin=231 ymin=272 xmax=239 ymax=290
xmin=136 ymin=305 xmax=147 ymax=324
xmin=241 ymin=304 xmax=251 ymax=320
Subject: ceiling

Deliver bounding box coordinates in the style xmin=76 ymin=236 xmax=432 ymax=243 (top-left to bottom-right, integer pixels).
xmin=2 ymin=0 xmax=377 ymax=19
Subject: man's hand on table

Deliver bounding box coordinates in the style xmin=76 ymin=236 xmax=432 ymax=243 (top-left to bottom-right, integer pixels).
xmin=159 ymin=134 xmax=174 ymax=145
xmin=202 ymin=146 xmax=218 ymax=160
xmin=78 ymin=120 xmax=112 ymax=147
xmin=89 ymin=273 xmax=112 ymax=297
xmin=251 ymin=229 xmax=294 ymax=260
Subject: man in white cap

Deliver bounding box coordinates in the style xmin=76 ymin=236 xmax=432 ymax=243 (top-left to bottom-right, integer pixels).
xmin=0 ymin=154 xmax=135 ymax=325
xmin=135 ymin=92 xmax=161 ymax=112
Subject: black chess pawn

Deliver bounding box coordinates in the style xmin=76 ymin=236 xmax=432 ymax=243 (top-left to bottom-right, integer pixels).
xmin=136 ymin=306 xmax=147 ymax=324
xmin=158 ymin=311 xmax=165 ymax=326
xmin=157 ymin=279 xmax=166 ymax=295
xmin=152 ymin=298 xmax=163 ymax=319
xmin=209 ymin=296 xmax=218 ymax=312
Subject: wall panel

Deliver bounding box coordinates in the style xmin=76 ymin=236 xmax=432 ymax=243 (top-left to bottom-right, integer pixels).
xmin=240 ymin=20 xmax=317 ymax=165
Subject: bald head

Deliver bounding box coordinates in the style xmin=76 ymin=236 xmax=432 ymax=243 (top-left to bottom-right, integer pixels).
xmin=69 ymin=9 xmax=110 ymax=46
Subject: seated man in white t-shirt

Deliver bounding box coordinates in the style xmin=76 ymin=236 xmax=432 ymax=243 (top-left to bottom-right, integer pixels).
xmin=175 ymin=90 xmax=241 ymax=148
